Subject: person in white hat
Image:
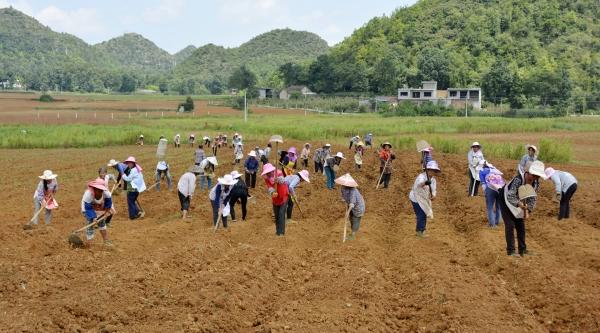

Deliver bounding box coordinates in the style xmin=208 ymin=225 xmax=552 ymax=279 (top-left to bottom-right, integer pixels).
xmin=188 ymin=133 xmax=195 ymax=147
xmin=349 ymin=135 xmax=360 ymax=150
xmin=364 ymin=133 xmax=373 ymax=147
xmin=335 ymin=173 xmax=365 ymax=241
xmin=209 ymin=174 xmax=237 ymax=229
xmin=518 ymin=144 xmax=538 ymax=175
xmin=545 ymin=167 xmax=578 ymax=220
xmin=203 ymin=136 xmax=211 ymax=146
xmin=409 ymin=161 xmax=441 ymax=238
xmin=198 ymin=156 xmax=218 ymax=191
xmin=154 ymin=161 xmax=173 ymax=191
xmin=233 ymin=141 xmax=244 ymax=165
xmin=81 ymin=179 xmax=113 ymax=247
xmin=467 ymin=142 xmax=485 ymax=196
xmin=194 ymin=144 xmax=206 ymax=166
xmin=177 ymin=165 xmax=202 ymax=220
xmin=228 ymin=170 xmax=249 ymax=222
xmin=284 ymin=170 xmax=310 ymax=223
xmin=499 ymin=160 xmax=546 ymax=257
xmin=324 ymin=151 xmax=345 ymax=190
xmin=32 ymin=170 xmax=59 ymax=226
xmin=354 ymin=141 xmax=365 ymax=170
xmin=121 ymin=156 xmax=146 ymax=220
xmin=477 ymin=160 xmax=506 ymax=228
xmin=300 ymin=143 xmax=311 ymax=169
xmin=244 ymin=150 xmax=259 ymax=190
xmin=312 ymin=144 xmax=328 ymax=175
xmin=174 ymin=134 xmax=181 ymax=148
xmin=107 ymin=159 xmax=128 ymax=190
xmin=137 ymin=134 xmax=144 ymax=146
xmin=378 ymin=142 xmax=396 ymax=188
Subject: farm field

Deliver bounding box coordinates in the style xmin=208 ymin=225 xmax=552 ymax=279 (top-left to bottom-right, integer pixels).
xmin=1 ymin=94 xmax=599 ymax=332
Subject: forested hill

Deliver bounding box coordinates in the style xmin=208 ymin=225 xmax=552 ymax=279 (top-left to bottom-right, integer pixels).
xmin=173 ymin=29 xmax=330 ymax=87
xmin=302 ymin=0 xmax=598 ymax=109
xmin=174 ymin=45 xmax=197 ymax=65
xmin=94 ymin=33 xmax=175 ymax=73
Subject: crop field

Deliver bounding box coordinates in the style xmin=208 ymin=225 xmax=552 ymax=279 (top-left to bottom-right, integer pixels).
xmin=1 ymin=93 xmax=599 ymax=332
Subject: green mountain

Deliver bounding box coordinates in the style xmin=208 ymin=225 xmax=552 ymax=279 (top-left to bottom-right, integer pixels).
xmin=304 ymin=0 xmax=598 ymax=110
xmin=174 ymin=45 xmax=196 ymax=65
xmin=94 ymin=33 xmax=174 ymax=73
xmin=173 ymin=29 xmax=330 ymax=87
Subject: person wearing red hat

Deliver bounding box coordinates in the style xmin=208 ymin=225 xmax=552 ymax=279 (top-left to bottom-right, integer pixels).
xmin=121 ymin=156 xmax=146 ymax=220
xmin=81 ymin=179 xmax=113 ymax=247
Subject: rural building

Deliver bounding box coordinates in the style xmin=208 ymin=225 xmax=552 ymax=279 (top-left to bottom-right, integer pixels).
xmin=257 ymin=87 xmax=275 ymax=100
xmin=279 ymin=85 xmax=316 ymax=100
xmin=0 ymin=78 xmax=22 ymax=90
xmin=0 ymin=78 xmax=9 ymax=89
xmin=397 ymin=81 xmax=482 ymax=110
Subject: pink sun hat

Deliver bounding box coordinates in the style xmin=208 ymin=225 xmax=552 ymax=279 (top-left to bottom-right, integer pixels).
xmin=124 ymin=156 xmax=142 ymax=171
xmin=261 ymin=163 xmax=276 ymax=176
xmin=88 ymin=179 xmax=108 ymax=192
xmin=299 ymin=170 xmax=310 ymax=183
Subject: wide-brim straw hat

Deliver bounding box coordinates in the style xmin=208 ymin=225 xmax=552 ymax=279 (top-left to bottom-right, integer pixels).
xmin=335 ymin=152 xmax=346 ymax=159
xmin=299 ymin=170 xmax=310 ymax=183
xmin=381 ymin=142 xmax=392 ymax=148
xmin=324 ymin=143 xmax=331 ymax=148
xmin=518 ymin=184 xmax=537 ymax=200
xmin=471 ymin=142 xmax=481 ymax=148
xmin=526 ymin=144 xmax=538 ymax=153
xmin=188 ymin=165 xmax=203 ymax=174
xmin=88 ymin=179 xmax=107 ymax=191
xmin=527 ymin=160 xmax=547 ymax=179
xmin=230 ymin=170 xmax=243 ymax=179
xmin=357 ymin=141 xmax=365 ymax=147
xmin=206 ymin=156 xmax=218 ymax=166
xmin=544 ymin=167 xmax=556 ymax=179
xmin=261 ymin=163 xmax=276 ymax=176
xmin=248 ymin=151 xmax=257 ymax=157
xmin=124 ymin=156 xmax=137 ymax=164
xmin=218 ymin=174 xmax=238 ymax=186
xmin=426 ymin=161 xmax=441 ymax=171
xmin=39 ymin=170 xmax=57 ymax=180
xmin=107 ymin=159 xmax=119 ymax=167
xmin=335 ymin=173 xmax=358 ymax=187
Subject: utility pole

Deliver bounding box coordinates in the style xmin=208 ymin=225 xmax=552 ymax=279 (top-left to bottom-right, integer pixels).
xmin=500 ymin=97 xmax=503 ymax=113
xmin=244 ymin=91 xmax=247 ymax=123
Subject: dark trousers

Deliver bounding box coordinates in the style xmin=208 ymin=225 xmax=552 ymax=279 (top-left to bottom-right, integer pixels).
xmin=412 ymin=201 xmax=427 ymax=232
xmin=499 ymin=188 xmax=526 ymax=255
xmin=127 ymin=191 xmax=140 ymax=219
xmin=559 ymin=183 xmax=577 ymax=220
xmin=286 ymin=198 xmax=294 ymax=219
xmin=379 ymin=172 xmax=391 ymax=188
xmin=314 ymin=161 xmax=323 ymax=174
xmin=273 ymin=202 xmax=287 ymax=235
xmin=178 ymin=191 xmax=190 ymax=211
xmin=245 ymin=172 xmax=257 ymax=189
xmin=229 ymin=194 xmax=248 ymax=221
xmin=349 ymin=212 xmax=361 ymax=232
xmin=468 ymin=172 xmax=480 ymax=196
xmin=324 ymin=166 xmax=335 ymax=189
xmin=211 ymin=200 xmax=228 ymax=228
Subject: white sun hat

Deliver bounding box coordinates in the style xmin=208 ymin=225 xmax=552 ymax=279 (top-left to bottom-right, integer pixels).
xmin=527 ymin=160 xmax=547 ymax=179
xmin=206 ymin=156 xmax=218 ymax=166
xmin=335 ymin=152 xmax=346 ymax=159
xmin=218 ymin=174 xmax=238 ymax=186
xmin=426 ymin=161 xmax=441 ymax=171
xmin=107 ymin=159 xmax=119 ymax=167
xmin=230 ymin=170 xmax=243 ymax=179
xmin=471 ymin=142 xmax=481 ymax=148
xmin=526 ymin=144 xmax=538 ymax=153
xmin=39 ymin=170 xmax=57 ymax=180
xmin=299 ymin=170 xmax=310 ymax=183
xmin=248 ymin=150 xmax=257 ymax=157
xmin=335 ymin=173 xmax=358 ymax=187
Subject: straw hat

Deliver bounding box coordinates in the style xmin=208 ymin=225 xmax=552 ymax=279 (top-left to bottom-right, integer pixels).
xmin=248 ymin=150 xmax=257 ymax=157
xmin=206 ymin=156 xmax=218 ymax=166
xmin=381 ymin=142 xmax=392 ymax=148
xmin=230 ymin=170 xmax=243 ymax=179
xmin=526 ymin=144 xmax=538 ymax=153
xmin=426 ymin=161 xmax=441 ymax=171
xmin=124 ymin=156 xmax=137 ymax=164
xmin=88 ymin=179 xmax=107 ymax=191
xmin=357 ymin=141 xmax=364 ymax=147
xmin=139 ymin=134 xmax=144 ymax=138
xmin=335 ymin=152 xmax=346 ymax=159
xmin=188 ymin=165 xmax=203 ymax=174
xmin=218 ymin=174 xmax=238 ymax=186
xmin=261 ymin=163 xmax=276 ymax=176
xmin=157 ymin=161 xmax=168 ymax=171
xmin=298 ymin=170 xmax=310 ymax=183
xmin=324 ymin=143 xmax=331 ymax=148
xmin=527 ymin=161 xmax=547 ymax=179
xmin=335 ymin=173 xmax=358 ymax=187
xmin=471 ymin=142 xmax=481 ymax=148
xmin=107 ymin=159 xmax=119 ymax=167
xmin=518 ymin=184 xmax=537 ymax=200
xmin=39 ymin=170 xmax=57 ymax=180
xmin=544 ymin=167 xmax=556 ymax=179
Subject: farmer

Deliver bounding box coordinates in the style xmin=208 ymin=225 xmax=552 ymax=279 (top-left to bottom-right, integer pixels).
xmin=335 ymin=173 xmax=365 ymax=241
xmin=324 ymin=152 xmax=345 ymax=190
xmin=232 ymin=133 xmax=241 ymax=147
xmin=518 ymin=145 xmax=538 ymax=175
xmin=467 ymin=142 xmax=484 ymax=196
xmin=233 ymin=142 xmax=244 ymax=165
xmin=409 ymin=161 xmax=441 ymax=238
xmin=177 ymin=165 xmax=202 ymax=220
xmin=121 ymin=156 xmax=146 ymax=220
xmin=263 ymin=143 xmax=272 ymax=163
xmin=282 ymin=147 xmax=298 ymax=176
xmin=199 ymin=156 xmax=218 ymax=191
xmin=81 ymin=179 xmax=113 ymax=246
xmin=284 ymin=170 xmax=310 ymax=223
xmin=229 ymin=171 xmax=248 ymax=222
xmin=313 ymin=144 xmax=325 ymax=174
xmin=262 ymin=163 xmax=289 ymax=236
xmin=107 ymin=159 xmax=128 ymax=190
xmin=209 ymin=174 xmax=237 ymax=229
xmin=189 ymin=133 xmax=195 ymax=147
xmin=98 ymin=167 xmax=116 ymax=189
xmin=545 ymin=167 xmax=578 ymax=220
xmin=364 ymin=133 xmax=373 ymax=147
xmin=478 ymin=160 xmax=505 ymax=228
xmin=349 ymin=135 xmax=360 ymax=150
xmin=32 ymin=170 xmax=59 ymax=225
xmin=137 ymin=134 xmax=144 ymax=146
xmin=300 ymin=143 xmax=311 ymax=169
xmin=354 ymin=141 xmax=365 ymax=170
xmin=223 ymin=134 xmax=228 ymax=148
xmin=378 ymin=142 xmax=395 ymax=188
xmin=203 ymin=136 xmax=211 ymax=146
xmin=174 ymin=134 xmax=181 ymax=148
xmin=155 ymin=161 xmax=173 ymax=191
xmin=195 ymin=144 xmax=205 ymax=166
xmin=212 ymin=135 xmax=219 ymax=155
xmin=244 ymin=150 xmax=259 ymax=190
xmin=499 ymin=160 xmax=546 ymax=257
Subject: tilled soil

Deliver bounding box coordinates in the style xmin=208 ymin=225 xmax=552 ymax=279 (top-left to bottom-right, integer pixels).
xmin=0 ymin=141 xmax=599 ymax=332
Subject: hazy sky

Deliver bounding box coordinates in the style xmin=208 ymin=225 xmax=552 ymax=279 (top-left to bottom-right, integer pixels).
xmin=0 ymin=0 xmax=418 ymax=53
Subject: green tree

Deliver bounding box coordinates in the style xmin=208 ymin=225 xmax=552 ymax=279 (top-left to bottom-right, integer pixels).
xmin=417 ymin=48 xmax=450 ymax=90
xmin=228 ymin=65 xmax=257 ymax=91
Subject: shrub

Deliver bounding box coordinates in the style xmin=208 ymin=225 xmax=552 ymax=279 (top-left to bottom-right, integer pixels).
xmin=178 ymin=96 xmax=194 ymax=112
xmin=39 ymin=94 xmax=54 ymax=102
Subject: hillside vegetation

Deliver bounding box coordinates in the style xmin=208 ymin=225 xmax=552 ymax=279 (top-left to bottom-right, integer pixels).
xmin=94 ymin=33 xmax=175 ymax=73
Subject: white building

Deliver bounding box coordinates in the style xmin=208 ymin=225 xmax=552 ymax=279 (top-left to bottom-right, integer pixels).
xmin=398 ymin=81 xmax=482 ymax=110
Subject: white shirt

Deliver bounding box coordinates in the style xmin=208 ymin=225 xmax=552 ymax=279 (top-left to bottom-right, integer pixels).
xmin=177 ymin=172 xmax=197 ymax=197
xmin=122 ymin=167 xmax=146 ymax=193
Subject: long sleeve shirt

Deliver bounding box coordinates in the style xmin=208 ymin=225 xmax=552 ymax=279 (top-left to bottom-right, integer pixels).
xmin=177 ymin=172 xmax=197 ymax=197
xmin=81 ymin=189 xmax=112 ymax=219
xmin=244 ymin=157 xmax=259 ymax=173
xmin=505 ymin=174 xmax=539 ymax=213
xmin=409 ymin=173 xmax=437 ymax=203
xmin=549 ymin=171 xmax=577 ymax=194
xmin=33 ymin=180 xmax=58 ymax=201
xmin=209 ymin=184 xmax=232 ymax=208
xmin=122 ymin=167 xmax=146 ymax=193
xmin=467 ymin=149 xmax=484 ymax=178
xmin=518 ymin=154 xmax=537 ymax=173
xmin=284 ymin=175 xmax=301 ymax=196
xmin=341 ymin=187 xmax=365 ymax=217
xmin=300 ymin=148 xmax=310 ymax=159
xmin=195 ymin=149 xmax=205 ymax=164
